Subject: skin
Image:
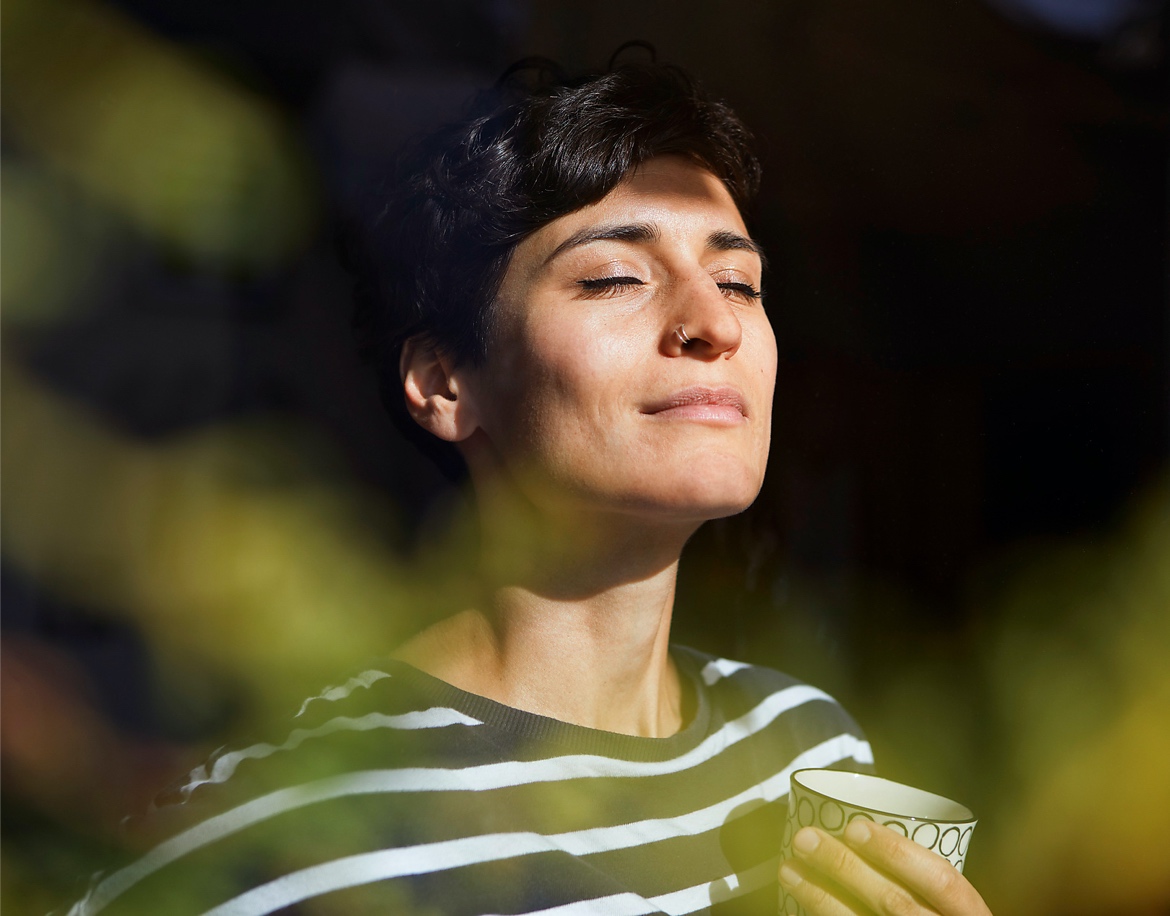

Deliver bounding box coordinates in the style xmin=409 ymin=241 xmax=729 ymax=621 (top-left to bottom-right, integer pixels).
xmin=396 ymin=155 xmax=774 ymax=736
xmin=781 ymin=820 xmax=992 ymax=915
xmin=396 ymin=155 xmax=990 ymax=913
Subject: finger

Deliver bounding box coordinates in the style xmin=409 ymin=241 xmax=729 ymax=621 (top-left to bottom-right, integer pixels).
xmin=790 ymin=827 xmax=939 ymax=916
xmin=779 ymin=856 xmax=869 ymax=916
xmin=842 ymin=820 xmax=992 ymax=916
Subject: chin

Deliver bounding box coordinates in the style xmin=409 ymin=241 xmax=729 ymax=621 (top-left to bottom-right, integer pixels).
xmin=549 ymin=454 xmax=767 ymax=523
xmin=626 ymin=471 xmax=765 ymax=523
xmin=685 ymin=460 xmax=764 ymax=512
xmin=685 ymin=493 xmax=761 ymax=521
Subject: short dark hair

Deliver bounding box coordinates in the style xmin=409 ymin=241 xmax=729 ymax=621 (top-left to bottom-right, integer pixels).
xmin=345 ymin=52 xmax=761 ymax=479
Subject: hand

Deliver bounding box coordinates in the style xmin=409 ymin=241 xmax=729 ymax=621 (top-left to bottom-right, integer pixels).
xmin=779 ymin=820 xmax=992 ymax=915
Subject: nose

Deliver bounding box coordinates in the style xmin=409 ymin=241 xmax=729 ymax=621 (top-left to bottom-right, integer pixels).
xmin=663 ymin=274 xmax=743 ymax=359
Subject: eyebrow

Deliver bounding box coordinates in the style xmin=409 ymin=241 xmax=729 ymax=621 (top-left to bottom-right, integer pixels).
xmin=543 ymin=222 xmax=767 ymax=269
xmin=544 ymin=223 xmax=660 ymax=265
xmin=707 ymin=228 xmax=768 ymax=269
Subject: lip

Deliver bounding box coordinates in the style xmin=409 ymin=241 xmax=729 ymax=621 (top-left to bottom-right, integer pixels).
xmin=642 ymin=386 xmax=748 ymax=423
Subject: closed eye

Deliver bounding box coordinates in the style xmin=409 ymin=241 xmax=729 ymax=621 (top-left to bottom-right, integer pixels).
xmin=576 ymin=276 xmax=645 ymax=297
xmin=717 ymin=281 xmax=762 ymax=301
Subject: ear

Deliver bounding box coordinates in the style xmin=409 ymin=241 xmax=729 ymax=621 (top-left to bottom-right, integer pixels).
xmin=399 ymin=337 xmax=481 ymax=442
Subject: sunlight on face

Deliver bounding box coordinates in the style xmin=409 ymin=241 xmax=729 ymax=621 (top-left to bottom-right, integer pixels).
xmin=462 ymin=156 xmax=778 ymax=524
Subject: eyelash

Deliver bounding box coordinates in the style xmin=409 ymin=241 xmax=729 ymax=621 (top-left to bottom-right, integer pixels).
xmin=577 ymin=276 xmax=643 ymax=295
xmin=719 ymin=282 xmax=763 ymax=300
xmin=576 ymin=277 xmax=763 ymax=300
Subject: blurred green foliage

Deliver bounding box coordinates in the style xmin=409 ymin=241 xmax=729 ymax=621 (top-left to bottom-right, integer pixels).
xmin=2 ymin=0 xmax=314 ymax=275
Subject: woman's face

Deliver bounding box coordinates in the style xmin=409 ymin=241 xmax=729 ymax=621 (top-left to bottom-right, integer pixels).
xmin=461 ymin=155 xmax=777 ymax=524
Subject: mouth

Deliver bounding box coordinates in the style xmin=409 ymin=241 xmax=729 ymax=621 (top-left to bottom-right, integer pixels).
xmin=642 ymin=386 xmax=748 ymax=423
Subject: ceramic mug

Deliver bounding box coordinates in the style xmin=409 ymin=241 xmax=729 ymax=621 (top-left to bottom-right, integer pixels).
xmin=779 ymin=769 xmax=977 ymax=916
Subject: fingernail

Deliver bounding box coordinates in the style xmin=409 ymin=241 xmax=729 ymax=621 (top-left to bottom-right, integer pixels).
xmin=845 ymin=819 xmax=871 ymax=845
xmin=793 ymin=828 xmax=820 ymax=854
xmin=779 ymin=863 xmax=803 ymax=888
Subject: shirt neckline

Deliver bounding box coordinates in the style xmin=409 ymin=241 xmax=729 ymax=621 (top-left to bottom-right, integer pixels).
xmin=379 ymin=645 xmax=714 ymax=762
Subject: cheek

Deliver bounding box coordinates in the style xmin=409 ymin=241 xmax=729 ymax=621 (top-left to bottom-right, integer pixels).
xmin=758 ymin=323 xmax=779 ymax=389
xmin=479 ymin=333 xmax=616 ymax=467
xmin=743 ymin=322 xmax=778 ymax=462
xmin=523 ymin=318 xmax=644 ymax=414
xmin=741 ymin=316 xmax=777 ymax=390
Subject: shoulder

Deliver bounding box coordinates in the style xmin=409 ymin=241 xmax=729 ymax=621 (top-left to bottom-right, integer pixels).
xmin=145 ymin=662 xmax=482 ymax=821
xmin=69 ymin=664 xmax=488 ymax=914
xmin=674 ymin=644 xmax=846 ymax=709
xmin=674 ymin=645 xmax=874 ymax=772
xmin=676 ymin=644 xmax=805 ymax=694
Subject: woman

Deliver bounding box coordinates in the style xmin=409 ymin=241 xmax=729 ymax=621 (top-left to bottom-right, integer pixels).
xmin=71 ymin=58 xmax=990 ymax=916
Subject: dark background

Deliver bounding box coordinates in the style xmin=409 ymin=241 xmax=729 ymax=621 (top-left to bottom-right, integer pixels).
xmin=55 ymin=0 xmax=1165 ymax=594
xmin=19 ymin=0 xmax=1162 ymax=598
xmin=17 ymin=0 xmax=1156 ymax=676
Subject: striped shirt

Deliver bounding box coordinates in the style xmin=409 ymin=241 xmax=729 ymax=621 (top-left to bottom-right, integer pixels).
xmin=69 ymin=646 xmax=873 ymax=916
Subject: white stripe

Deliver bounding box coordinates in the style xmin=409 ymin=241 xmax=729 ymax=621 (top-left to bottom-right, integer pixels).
xmin=294 ymin=670 xmax=391 ymax=718
xmin=699 ymin=658 xmax=751 ymax=686
xmin=652 ymin=857 xmax=775 ymax=915
xmin=170 ymin=670 xmax=398 ymax=806
xmin=487 ymin=893 xmax=660 ymax=916
xmin=203 ymin=735 xmax=866 ymax=916
xmin=178 ymin=708 xmax=482 ymax=798
xmin=76 ymin=685 xmax=868 ymax=914
xmin=495 ymin=854 xmax=777 ymax=916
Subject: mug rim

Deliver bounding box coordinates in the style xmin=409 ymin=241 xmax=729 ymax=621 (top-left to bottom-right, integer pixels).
xmin=790 ymin=768 xmax=977 ymax=825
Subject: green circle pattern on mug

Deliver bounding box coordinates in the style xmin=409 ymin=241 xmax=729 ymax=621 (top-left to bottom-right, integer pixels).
xmin=779 ymin=769 xmax=977 ymax=916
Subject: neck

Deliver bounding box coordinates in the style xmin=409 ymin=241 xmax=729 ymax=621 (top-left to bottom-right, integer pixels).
xmin=395 ymin=486 xmax=700 ymax=737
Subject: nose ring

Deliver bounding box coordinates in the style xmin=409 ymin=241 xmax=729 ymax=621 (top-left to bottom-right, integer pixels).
xmin=674 ymin=324 xmax=692 ymax=346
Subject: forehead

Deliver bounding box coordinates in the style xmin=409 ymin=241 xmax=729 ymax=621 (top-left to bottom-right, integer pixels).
xmin=597 ymin=155 xmax=744 ymax=218
xmin=515 ymin=156 xmax=751 ymax=271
